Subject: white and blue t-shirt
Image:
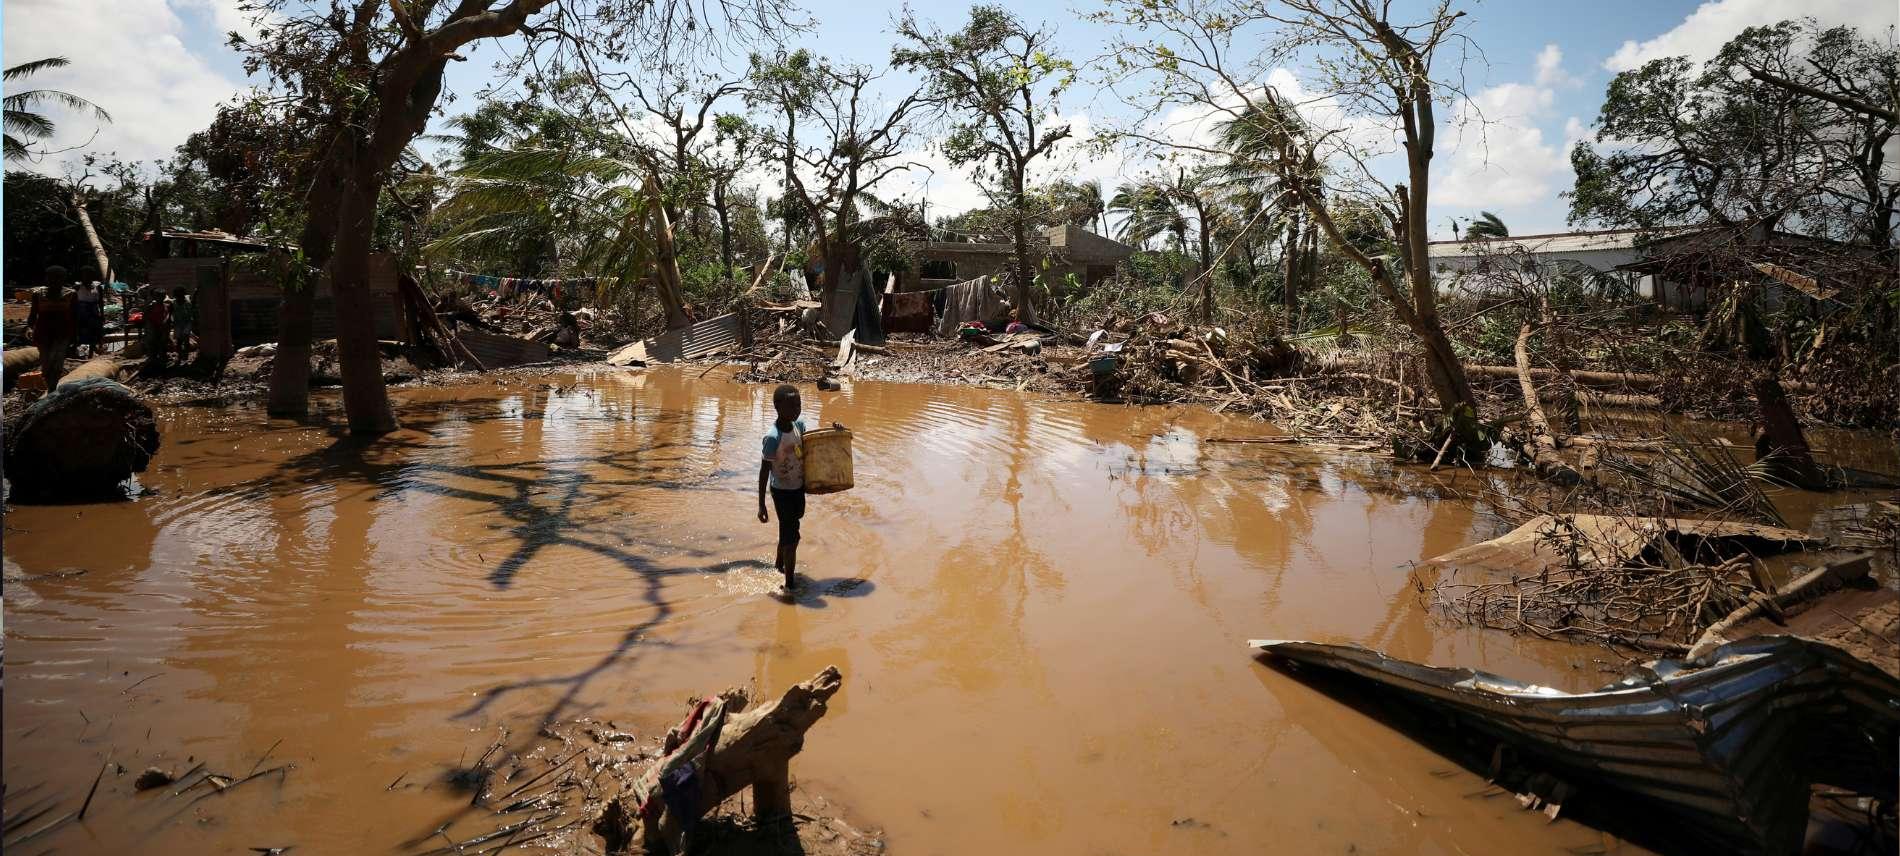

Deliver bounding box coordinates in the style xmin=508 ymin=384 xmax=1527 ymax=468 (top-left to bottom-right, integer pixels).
xmin=762 ymin=419 xmax=808 ymax=490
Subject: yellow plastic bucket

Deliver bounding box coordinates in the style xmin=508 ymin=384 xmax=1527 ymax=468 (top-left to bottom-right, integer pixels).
xmin=801 ymin=427 xmax=854 ymax=495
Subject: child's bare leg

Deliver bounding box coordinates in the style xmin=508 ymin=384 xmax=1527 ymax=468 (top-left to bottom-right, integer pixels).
xmin=783 ymin=544 xmax=797 ymax=589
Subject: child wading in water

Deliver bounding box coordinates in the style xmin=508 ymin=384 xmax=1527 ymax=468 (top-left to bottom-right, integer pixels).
xmin=758 ymin=384 xmax=842 ymax=594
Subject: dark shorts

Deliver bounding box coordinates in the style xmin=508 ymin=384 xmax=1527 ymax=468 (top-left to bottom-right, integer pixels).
xmin=770 ymin=487 xmax=806 ymax=546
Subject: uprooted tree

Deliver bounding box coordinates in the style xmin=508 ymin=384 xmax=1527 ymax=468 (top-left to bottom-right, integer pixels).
xmin=1569 ymin=17 xmax=1899 ymax=428
xmin=1097 ymin=0 xmax=1482 ymax=441
xmin=237 ymin=0 xmax=791 ymax=434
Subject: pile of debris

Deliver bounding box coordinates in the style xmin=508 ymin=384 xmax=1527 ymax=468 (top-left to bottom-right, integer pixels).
xmin=1419 ymin=513 xmax=1843 ymax=654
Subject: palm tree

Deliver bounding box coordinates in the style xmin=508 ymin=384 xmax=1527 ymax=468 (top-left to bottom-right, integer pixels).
xmin=1465 ymin=211 xmax=1509 ymax=239
xmin=1078 ymin=178 xmax=1108 ymax=235
xmin=428 ymin=141 xmax=704 ymax=328
xmin=4 ymin=57 xmax=110 ymax=162
xmin=1109 ymin=179 xmax=1188 ymax=254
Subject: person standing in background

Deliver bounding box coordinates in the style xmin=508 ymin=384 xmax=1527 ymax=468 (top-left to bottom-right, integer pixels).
xmin=73 ymin=271 xmax=101 ymax=357
xmin=170 ymin=286 xmax=195 ymax=360
xmin=26 ymin=266 xmax=76 ymax=387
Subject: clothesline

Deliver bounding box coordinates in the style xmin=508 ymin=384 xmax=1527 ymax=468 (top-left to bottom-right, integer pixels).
xmin=441 ymin=268 xmax=606 ymax=305
xmin=442 ymin=268 xmax=600 ymax=290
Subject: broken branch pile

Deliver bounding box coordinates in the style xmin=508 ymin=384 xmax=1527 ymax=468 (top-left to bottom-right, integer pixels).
xmin=1433 ymin=555 xmax=1758 ymax=654
xmin=1423 ymin=513 xmax=1826 ymax=654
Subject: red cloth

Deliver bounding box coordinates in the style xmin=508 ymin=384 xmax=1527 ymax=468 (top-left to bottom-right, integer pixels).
xmin=31 ymin=292 xmax=75 ymax=346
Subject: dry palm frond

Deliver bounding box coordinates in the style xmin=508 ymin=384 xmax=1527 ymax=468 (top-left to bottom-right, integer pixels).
xmin=1597 ymin=422 xmax=1785 ymax=526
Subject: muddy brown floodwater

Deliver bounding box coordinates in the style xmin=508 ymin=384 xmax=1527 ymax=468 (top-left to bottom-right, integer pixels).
xmin=3 ymin=368 xmax=1893 ymax=854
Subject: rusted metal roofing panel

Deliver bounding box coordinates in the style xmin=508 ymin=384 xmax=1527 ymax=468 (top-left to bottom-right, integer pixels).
xmin=611 ymin=312 xmax=744 ymax=365
xmin=1251 ymin=635 xmax=1900 ymax=855
xmin=456 ymin=329 xmax=549 ymax=368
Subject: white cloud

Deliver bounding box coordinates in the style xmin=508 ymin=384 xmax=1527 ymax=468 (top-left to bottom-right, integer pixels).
xmin=3 ymin=0 xmax=245 ymax=171
xmin=1534 ymin=44 xmax=1573 ymax=88
xmin=172 ymin=0 xmax=267 ymax=43
xmin=1434 ymin=51 xmax=1575 ymax=213
xmin=1605 ymin=0 xmax=1898 ymax=71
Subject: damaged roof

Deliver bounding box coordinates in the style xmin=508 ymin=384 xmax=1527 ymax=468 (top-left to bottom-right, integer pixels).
xmin=1252 ymin=635 xmax=1900 ymax=854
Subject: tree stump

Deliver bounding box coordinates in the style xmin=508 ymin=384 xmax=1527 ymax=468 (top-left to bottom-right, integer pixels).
xmin=638 ymin=666 xmax=843 ymax=854
xmin=1752 ymin=372 xmax=1829 ymax=490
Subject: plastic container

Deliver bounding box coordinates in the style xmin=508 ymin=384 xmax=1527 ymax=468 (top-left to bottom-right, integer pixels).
xmin=800 ymin=427 xmax=854 ymax=495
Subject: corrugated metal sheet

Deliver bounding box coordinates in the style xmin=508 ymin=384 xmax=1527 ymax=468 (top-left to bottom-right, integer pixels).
xmin=457 ymin=328 xmax=549 ymax=368
xmin=1250 ymin=636 xmax=1900 ymax=854
xmin=622 ymin=312 xmax=746 ymax=364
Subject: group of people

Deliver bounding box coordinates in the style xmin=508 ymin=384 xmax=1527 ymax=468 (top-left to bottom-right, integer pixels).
xmin=21 ymin=264 xmax=196 ymax=388
xmin=134 ymin=283 xmax=196 ymax=366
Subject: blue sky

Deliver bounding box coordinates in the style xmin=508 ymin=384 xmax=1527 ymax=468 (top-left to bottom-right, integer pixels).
xmin=5 ymin=0 xmax=1895 ymax=237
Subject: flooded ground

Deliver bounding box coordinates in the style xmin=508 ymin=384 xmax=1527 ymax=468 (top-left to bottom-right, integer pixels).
xmin=3 ymin=368 xmax=1893 ymax=854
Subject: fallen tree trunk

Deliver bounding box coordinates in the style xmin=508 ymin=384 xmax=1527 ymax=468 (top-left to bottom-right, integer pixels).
xmin=626 ymin=666 xmax=843 ymax=854
xmin=1543 ymin=389 xmax=1661 ymax=409
xmin=1752 ymin=372 xmax=1830 ymax=490
xmin=1330 ymin=359 xmax=1817 ymax=394
xmin=1540 ymin=296 xmax=1580 ymax=434
xmin=1471 ymin=363 xmax=1663 ymax=389
xmin=3 ymin=347 xmax=40 ymax=387
xmin=1513 ymin=322 xmax=1582 ymax=486
xmin=3 ymin=374 xmax=160 ymax=502
xmin=58 ymin=355 xmax=124 ymax=387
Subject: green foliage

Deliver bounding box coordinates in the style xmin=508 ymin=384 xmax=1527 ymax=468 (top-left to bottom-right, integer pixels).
xmin=3 ymin=56 xmax=111 ymax=162
xmin=1464 ymin=211 xmax=1508 ymax=239
xmin=2 ymin=154 xmax=221 ymax=287
xmin=1067 ymin=249 xmax=1196 ymax=320
xmin=1569 ymin=18 xmax=1897 ymax=245
xmin=892 ymin=6 xmax=1074 ymax=183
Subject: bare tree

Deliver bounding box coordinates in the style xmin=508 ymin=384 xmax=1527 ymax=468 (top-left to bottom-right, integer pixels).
xmin=895 ymin=6 xmax=1074 ymax=323
xmin=1097 ymin=0 xmax=1482 ymax=423
xmin=750 ymin=55 xmax=926 ymax=326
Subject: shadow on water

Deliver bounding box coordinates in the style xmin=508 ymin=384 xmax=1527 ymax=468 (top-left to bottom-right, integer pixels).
xmin=779 ymin=575 xmax=877 ymax=608
xmin=252 ymin=400 xmax=759 ymax=731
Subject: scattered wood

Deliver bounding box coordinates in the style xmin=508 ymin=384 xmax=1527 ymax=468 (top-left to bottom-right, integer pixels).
xmin=77 ymin=762 xmax=107 ymax=820
xmin=1687 ymin=554 xmax=1873 ymax=661
xmin=640 ymin=667 xmax=844 ymax=852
